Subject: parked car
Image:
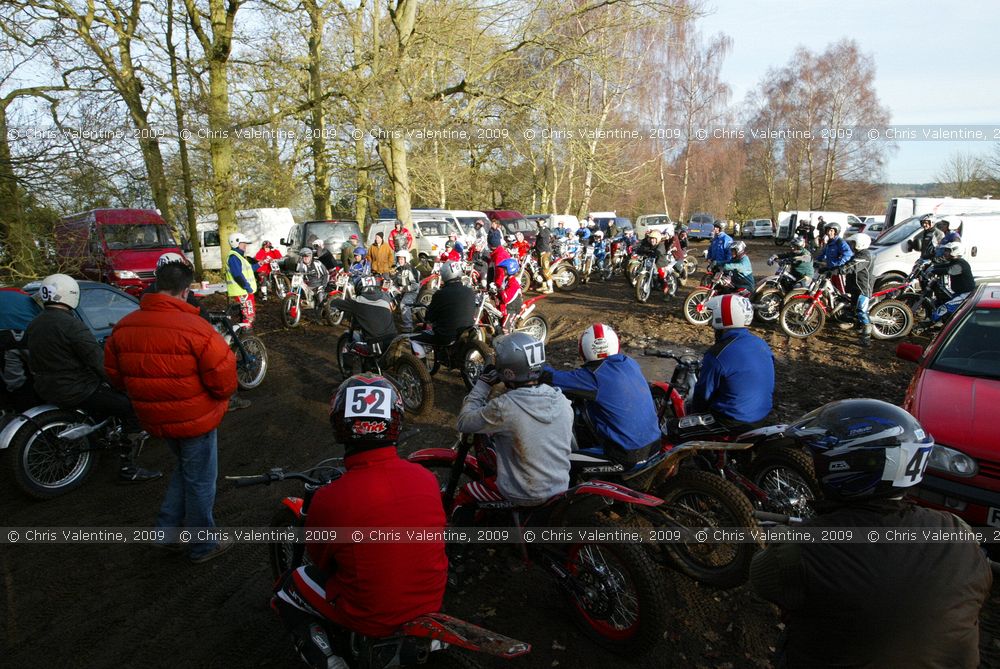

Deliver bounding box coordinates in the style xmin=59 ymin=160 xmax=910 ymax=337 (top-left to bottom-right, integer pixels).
xmin=686 ymin=212 xmax=717 ymax=240
xmin=22 ymin=280 xmax=139 ymax=344
xmin=896 ymin=283 xmax=1000 ymax=528
xmin=845 ymin=215 xmax=886 ymax=242
xmin=741 ymin=219 xmax=774 ymax=238
xmin=280 ymin=219 xmax=363 ymax=270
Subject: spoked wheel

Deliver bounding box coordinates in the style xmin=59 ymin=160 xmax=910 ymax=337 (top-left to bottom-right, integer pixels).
xmin=236 ymin=334 xmax=268 ymax=390
xmin=564 ymin=517 xmax=669 ymax=655
xmin=335 ymin=332 xmax=353 ymax=379
xmin=11 ymin=410 xmax=95 ymax=499
xmin=392 ymin=351 xmax=434 ymax=415
xmin=460 ymin=340 xmax=493 ymax=390
xmin=869 ymin=299 xmax=914 ymax=340
xmin=324 ymin=298 xmax=345 ymax=326
xmin=268 ymin=506 xmax=307 ymax=581
xmin=417 ymin=289 xmax=435 ymax=307
xmin=272 ymin=274 xmax=290 ymax=300
xmin=634 ymin=273 xmax=651 ymax=303
xmin=753 ymin=288 xmax=784 ymax=323
xmin=682 ymin=289 xmax=713 ymax=326
xmin=551 ymin=266 xmax=580 ymax=291
xmin=656 ymin=470 xmax=757 ymax=589
xmin=779 ymin=299 xmax=826 ymax=338
xmin=281 ymin=294 xmax=302 ymax=328
xmin=626 ymin=260 xmax=641 ymax=286
xmin=747 ymin=447 xmax=820 ymax=519
xmin=516 ymin=313 xmax=549 ymax=343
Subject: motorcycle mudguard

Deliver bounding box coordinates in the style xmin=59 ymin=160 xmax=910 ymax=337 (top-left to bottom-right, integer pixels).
xmin=735 ymin=424 xmax=789 ymax=441
xmin=419 ymin=274 xmax=439 ymax=287
xmin=523 ymin=294 xmax=548 ymax=308
xmin=407 ymin=448 xmax=481 ymax=479
xmin=649 ymin=381 xmax=684 ymax=419
xmin=0 ymin=404 xmax=62 ymax=450
xmin=787 ymin=293 xmax=827 ymax=311
xmin=660 ymin=440 xmax=755 ymax=470
xmin=280 ymin=496 xmax=305 ymax=518
xmin=563 ymin=479 xmax=663 ymax=507
xmin=400 ymin=613 xmax=531 ymax=658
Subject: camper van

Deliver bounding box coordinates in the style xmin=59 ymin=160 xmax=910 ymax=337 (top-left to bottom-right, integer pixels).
xmin=184 ymin=208 xmax=295 ymax=270
xmin=870 ymin=212 xmax=1000 ymax=286
xmin=55 ymin=208 xmax=182 ymax=296
xmin=884 ymin=197 xmax=999 ymax=229
xmin=774 ymin=211 xmax=863 ymax=244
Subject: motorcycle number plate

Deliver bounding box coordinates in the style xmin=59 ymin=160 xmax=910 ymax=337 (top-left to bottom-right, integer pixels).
xmin=410 ymin=341 xmax=426 ymax=356
xmin=291 ymin=275 xmax=304 ymax=287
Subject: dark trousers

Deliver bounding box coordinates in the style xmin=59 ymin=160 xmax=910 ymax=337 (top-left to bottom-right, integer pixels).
xmin=75 ymin=384 xmax=142 ymax=433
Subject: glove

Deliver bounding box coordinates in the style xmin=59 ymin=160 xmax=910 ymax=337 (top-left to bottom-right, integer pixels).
xmin=478 ymin=365 xmax=501 ymax=386
xmin=488 ymin=283 xmax=499 ymax=295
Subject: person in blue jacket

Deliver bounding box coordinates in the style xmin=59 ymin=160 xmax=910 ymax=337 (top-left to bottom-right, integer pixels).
xmin=541 ymin=323 xmax=661 ymax=463
xmin=672 ymin=295 xmax=774 ymax=441
xmin=721 ymin=240 xmax=755 ymax=293
xmin=814 ymin=222 xmax=853 ymax=294
xmin=706 ymin=221 xmax=733 ymax=266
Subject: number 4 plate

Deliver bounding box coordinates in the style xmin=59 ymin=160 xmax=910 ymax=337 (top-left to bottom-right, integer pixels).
xmin=987 ymin=507 xmax=1000 ymax=528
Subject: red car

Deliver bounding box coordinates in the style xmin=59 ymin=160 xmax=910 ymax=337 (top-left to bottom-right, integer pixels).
xmin=896 ymin=283 xmax=1000 ymax=527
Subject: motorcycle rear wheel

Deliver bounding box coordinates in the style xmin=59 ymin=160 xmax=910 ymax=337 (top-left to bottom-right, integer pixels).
xmin=682 ymin=289 xmax=713 ymax=326
xmin=753 ymin=288 xmax=784 ymax=322
xmin=11 ymin=410 xmax=95 ymax=499
xmin=236 ymin=334 xmax=268 ymax=390
xmin=461 ymin=340 xmax=493 ymax=390
xmin=564 ymin=516 xmax=670 ymax=655
xmin=779 ymin=299 xmax=826 ymax=338
xmin=392 ymin=351 xmax=434 ymax=415
xmin=281 ymin=294 xmax=302 ymax=328
xmin=656 ymin=470 xmax=756 ymax=589
xmin=516 ymin=313 xmax=548 ymax=343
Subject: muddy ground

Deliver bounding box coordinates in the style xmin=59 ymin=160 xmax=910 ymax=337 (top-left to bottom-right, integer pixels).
xmin=3 ymin=238 xmax=1000 ymax=668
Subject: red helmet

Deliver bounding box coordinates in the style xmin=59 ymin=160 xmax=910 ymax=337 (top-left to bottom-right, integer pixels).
xmin=330 ymin=375 xmax=404 ymax=450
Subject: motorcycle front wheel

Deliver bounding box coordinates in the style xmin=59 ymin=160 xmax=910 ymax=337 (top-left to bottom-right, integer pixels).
xmin=392 ymin=351 xmax=434 ymax=415
xmin=747 ymin=447 xmax=820 ymax=519
xmin=281 ymin=294 xmax=302 ymax=328
xmin=551 ymin=265 xmax=580 ymax=292
xmin=634 ymin=272 xmax=651 ymax=303
xmin=656 ymin=470 xmax=757 ymax=589
xmin=11 ymin=410 xmax=95 ymax=499
xmin=323 ymin=297 xmax=344 ymax=326
xmin=869 ymin=299 xmax=914 ymax=340
xmin=563 ymin=516 xmax=670 ymax=655
xmin=272 ymin=274 xmax=290 ymax=300
xmin=753 ymin=287 xmax=784 ymax=322
xmin=682 ymin=289 xmax=713 ymax=326
xmin=779 ymin=299 xmax=825 ymax=338
xmin=516 ymin=313 xmax=549 ymax=343
xmin=268 ymin=506 xmax=307 ymax=581
xmin=236 ymin=334 xmax=268 ymax=390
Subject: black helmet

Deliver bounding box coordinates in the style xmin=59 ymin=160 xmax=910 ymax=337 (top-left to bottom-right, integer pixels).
xmin=790 ymin=399 xmax=934 ymax=501
xmin=330 ymin=374 xmax=404 ymax=451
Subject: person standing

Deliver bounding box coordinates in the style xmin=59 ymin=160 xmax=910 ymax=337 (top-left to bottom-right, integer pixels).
xmin=340 ymin=234 xmax=361 ymax=268
xmin=311 ymin=239 xmax=337 ymax=272
xmin=388 ymin=219 xmax=413 ymax=251
xmin=105 ymin=259 xmax=238 ymax=563
xmin=369 ymin=232 xmax=395 ymax=276
xmin=225 ymin=232 xmax=259 ymax=326
xmin=392 ymin=249 xmax=420 ymax=332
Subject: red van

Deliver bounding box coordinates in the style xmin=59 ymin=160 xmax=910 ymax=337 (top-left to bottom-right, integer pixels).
xmin=483 ymin=209 xmax=536 ymax=245
xmin=55 ymin=209 xmax=182 ymax=296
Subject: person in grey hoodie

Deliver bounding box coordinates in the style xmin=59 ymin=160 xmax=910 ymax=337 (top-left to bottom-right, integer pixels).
xmin=455 ymin=332 xmax=573 ymax=507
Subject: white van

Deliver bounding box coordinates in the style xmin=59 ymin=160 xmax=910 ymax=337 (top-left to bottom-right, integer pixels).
xmin=884 ymin=197 xmax=999 ymax=229
xmin=185 ymin=207 xmax=294 ymax=270
xmin=366 ymin=218 xmax=466 ymax=260
xmin=635 ymin=214 xmax=675 ymax=238
xmin=527 ymin=214 xmax=580 ymax=233
xmin=775 ymin=211 xmax=863 ymax=244
xmin=869 ymin=212 xmax=1000 ymax=285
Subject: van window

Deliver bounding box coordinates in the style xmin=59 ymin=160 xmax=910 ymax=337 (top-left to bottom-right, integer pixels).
xmin=204 ymin=230 xmax=220 ymax=247
xmin=873 ymin=218 xmax=921 ymax=246
xmin=847 ymin=215 xmax=861 ymax=227
xmin=416 ymin=220 xmax=454 ymax=237
xmin=101 ymin=223 xmax=176 ymax=250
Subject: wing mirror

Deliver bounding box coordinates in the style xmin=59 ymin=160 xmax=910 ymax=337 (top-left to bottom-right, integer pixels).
xmin=895 ymin=342 xmax=923 ymax=363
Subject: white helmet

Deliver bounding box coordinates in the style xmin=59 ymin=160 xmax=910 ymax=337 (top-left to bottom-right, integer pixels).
xmin=853 ymin=233 xmax=872 ymax=251
xmin=312 ymin=238 xmax=325 ymax=249
xmin=440 ymin=261 xmax=462 ymax=282
xmin=942 ymin=241 xmax=965 ymax=258
xmin=39 ymin=273 xmax=80 ymax=309
xmin=579 ymin=323 xmax=620 ymax=362
xmin=228 ymin=232 xmax=248 ymax=247
xmin=708 ymin=294 xmax=753 ymax=330
xmin=395 ymin=249 xmax=410 ymax=260
xmin=300 ymin=247 xmax=314 ymax=257
xmin=157 ymin=252 xmax=187 ymax=268
xmin=593 ymin=230 xmax=605 ymax=238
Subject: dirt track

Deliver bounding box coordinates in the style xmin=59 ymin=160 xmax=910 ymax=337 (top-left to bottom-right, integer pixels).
xmin=3 ymin=238 xmax=1000 ymax=668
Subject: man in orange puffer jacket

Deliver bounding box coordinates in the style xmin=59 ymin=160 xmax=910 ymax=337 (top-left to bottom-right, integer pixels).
xmin=105 ymin=259 xmax=238 ymax=564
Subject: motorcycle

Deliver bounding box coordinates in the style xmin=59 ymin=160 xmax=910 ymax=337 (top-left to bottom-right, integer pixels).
xmin=258 ymin=259 xmax=290 ymax=302
xmin=335 ymin=328 xmax=434 ymax=416
xmin=633 ymin=256 xmax=678 ymax=303
xmin=421 ymin=327 xmax=495 ymax=390
xmin=408 ymin=434 xmax=671 ymax=656
xmin=209 ymin=304 xmax=268 ymax=390
xmin=643 ymin=349 xmax=820 ymax=522
xmin=751 ymin=257 xmax=805 ymax=322
xmin=518 ymin=252 xmax=580 ymax=292
xmin=779 ymin=271 xmax=915 ymax=340
xmin=228 ymin=459 xmax=532 ymax=669
xmin=323 ymin=269 xmax=356 ymax=326
xmin=1 ymin=408 xmax=147 ymax=499
xmin=877 ymin=258 xmax=950 ymax=325
xmin=681 ymin=270 xmax=748 ymax=326
xmin=574 ymin=245 xmax=595 ymax=284
xmin=473 ymin=286 xmax=549 ymax=343
xmin=561 ymin=387 xmax=759 ymax=589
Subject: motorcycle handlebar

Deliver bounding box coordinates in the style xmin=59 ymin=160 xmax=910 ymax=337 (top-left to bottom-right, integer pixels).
xmin=228 ymin=473 xmax=273 ymax=487
xmin=642 ymin=349 xmax=682 ymax=360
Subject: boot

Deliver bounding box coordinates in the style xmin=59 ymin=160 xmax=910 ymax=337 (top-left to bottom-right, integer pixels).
xmin=543 ymin=280 xmax=554 ymax=294
xmin=859 ymin=324 xmax=872 ymax=347
xmin=119 ymin=437 xmax=162 ymax=482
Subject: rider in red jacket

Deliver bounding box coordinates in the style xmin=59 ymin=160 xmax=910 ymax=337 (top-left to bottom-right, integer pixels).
xmin=489 ymin=238 xmax=522 ymax=329
xmin=272 ymin=375 xmax=448 ymax=668
xmin=387 ymin=220 xmax=414 ymax=251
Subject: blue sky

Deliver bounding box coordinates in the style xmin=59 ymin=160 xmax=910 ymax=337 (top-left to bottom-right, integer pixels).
xmin=698 ymin=0 xmax=1000 ymax=183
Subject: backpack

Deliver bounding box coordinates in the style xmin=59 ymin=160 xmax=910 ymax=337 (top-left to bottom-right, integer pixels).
xmin=497 ymin=257 xmax=520 ymax=277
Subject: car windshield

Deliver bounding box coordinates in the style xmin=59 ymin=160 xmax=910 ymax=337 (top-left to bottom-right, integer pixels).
xmin=642 ymin=216 xmax=670 ymax=226
xmin=416 ymin=220 xmax=455 ymax=237
xmin=872 ymin=217 xmax=921 ymax=246
xmin=101 ymin=224 xmax=177 ymax=250
xmin=303 ymin=222 xmax=362 ymax=248
xmin=930 ymin=307 xmax=1000 ymax=379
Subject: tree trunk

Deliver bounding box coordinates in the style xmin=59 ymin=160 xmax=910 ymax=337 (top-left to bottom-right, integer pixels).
xmin=354 ymin=113 xmax=371 ymax=231
xmin=0 ymin=104 xmax=31 ymax=277
xmin=306 ymin=0 xmax=331 ymax=220
xmin=207 ymin=58 xmax=236 ymax=240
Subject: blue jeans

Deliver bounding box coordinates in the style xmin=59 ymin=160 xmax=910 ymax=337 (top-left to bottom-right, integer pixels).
xmin=155 ymin=430 xmax=219 ymax=558
xmin=856 ymin=294 xmax=871 ymax=325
